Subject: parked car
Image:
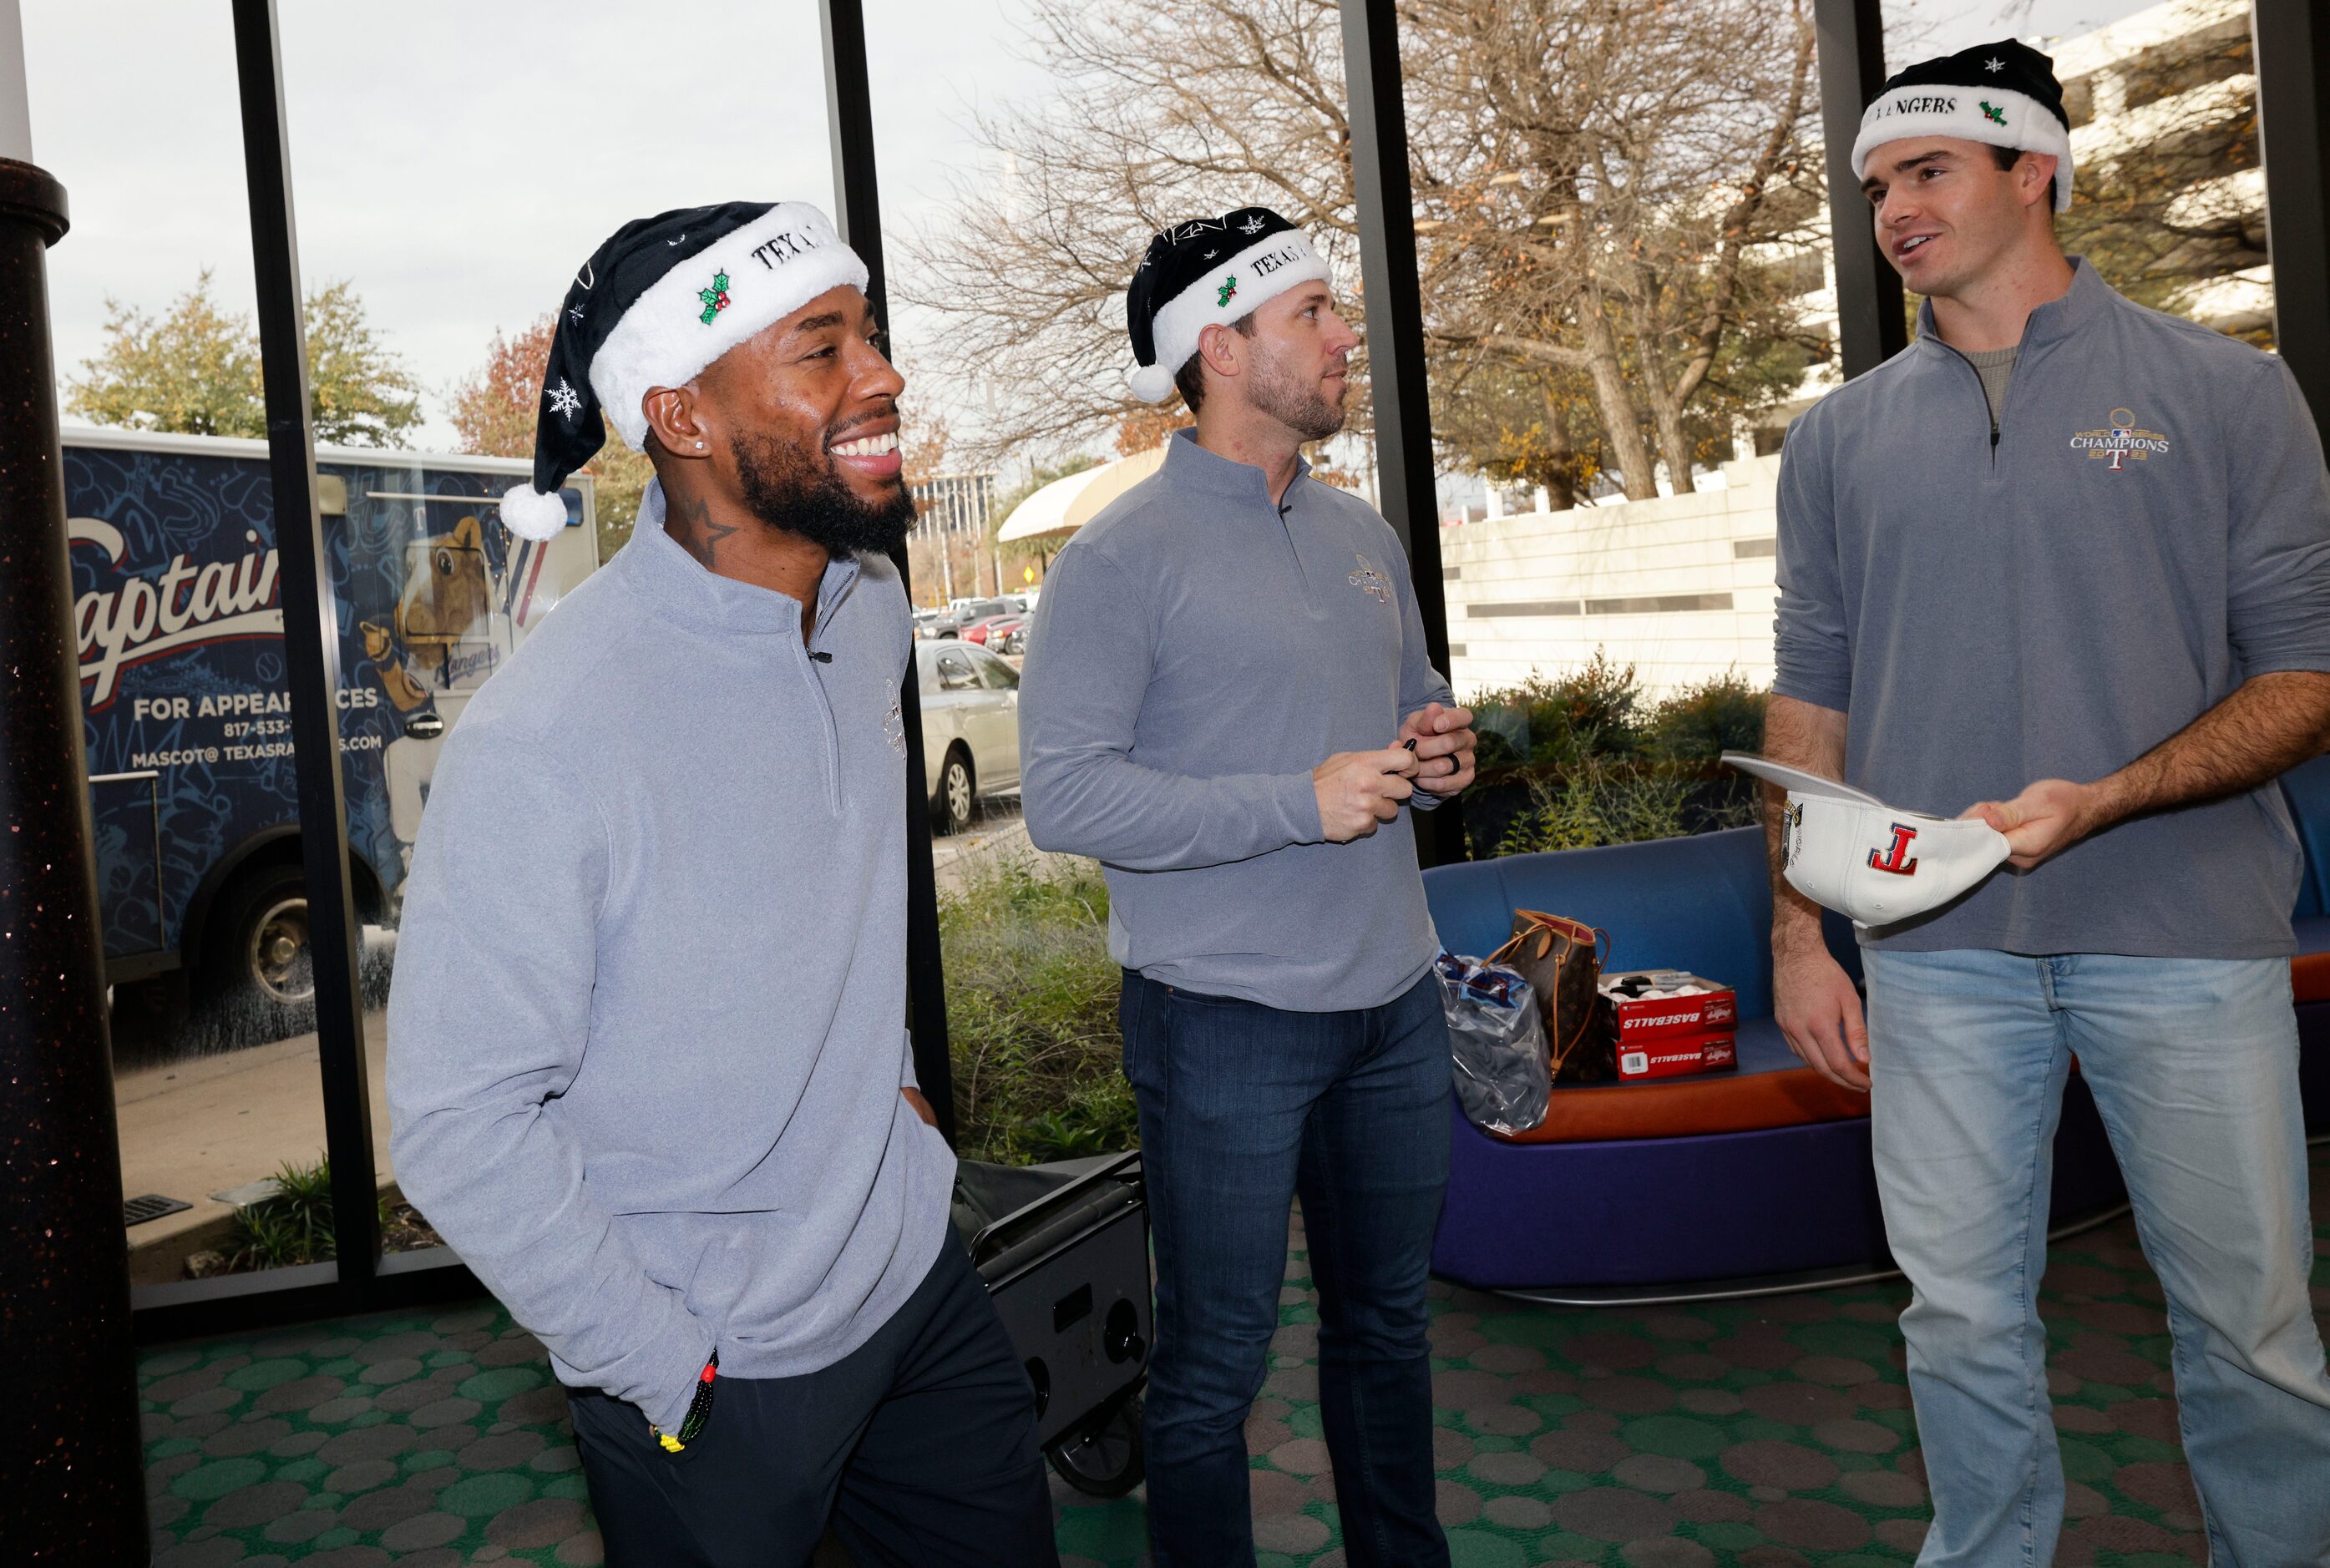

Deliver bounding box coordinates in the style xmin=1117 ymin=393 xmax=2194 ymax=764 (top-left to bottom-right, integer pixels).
xmin=974 ymin=615 xmax=1029 ymax=652
xmin=918 ymin=638 xmax=1022 ymax=833
xmin=994 ymin=618 xmax=1033 ymax=656
xmin=949 ymin=594 xmax=1011 ymax=622
xmin=959 ymin=614 xmax=1021 ymax=647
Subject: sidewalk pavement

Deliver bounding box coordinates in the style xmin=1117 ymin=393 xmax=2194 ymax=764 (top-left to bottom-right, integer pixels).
xmin=116 ymin=1011 xmax=393 ymax=1285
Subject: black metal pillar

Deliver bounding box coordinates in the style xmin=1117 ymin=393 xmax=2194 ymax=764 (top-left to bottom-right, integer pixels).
xmin=1814 ymin=0 xmax=1908 ymax=377
xmin=230 ymin=0 xmax=377 ymax=1278
xmin=0 ymin=156 xmax=149 ymax=1564
xmin=1340 ymin=0 xmax=1466 ymax=867
xmin=822 ymin=0 xmax=958 ymax=1143
xmin=2254 ymin=0 xmax=2330 ymax=425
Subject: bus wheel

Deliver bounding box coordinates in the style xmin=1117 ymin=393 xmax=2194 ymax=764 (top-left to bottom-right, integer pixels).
xmin=196 ymin=864 xmax=317 ymax=1045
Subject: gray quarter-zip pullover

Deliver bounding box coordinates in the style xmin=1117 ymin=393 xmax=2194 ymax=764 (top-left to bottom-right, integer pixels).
xmin=1775 ymin=260 xmax=2330 ymax=957
xmin=388 ymin=480 xmax=955 ymax=1432
xmin=1020 ymin=428 xmax=1452 ymax=1011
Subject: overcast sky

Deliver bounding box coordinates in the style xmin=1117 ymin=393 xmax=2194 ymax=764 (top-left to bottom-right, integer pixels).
xmin=24 ymin=0 xmax=1050 ymax=453
xmin=25 ymin=0 xmax=2165 ymax=463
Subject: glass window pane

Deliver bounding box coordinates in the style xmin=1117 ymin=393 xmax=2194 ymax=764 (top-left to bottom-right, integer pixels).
xmin=27 ymin=2 xmax=337 ymax=1282
xmin=876 ymin=0 xmax=1379 ymax=1163
xmin=973 ymin=648 xmax=1019 ymax=690
xmin=274 ymin=1 xmax=832 ymax=1259
xmin=1403 ymin=0 xmax=1823 ymax=858
xmin=1895 ymin=0 xmax=2273 ymax=344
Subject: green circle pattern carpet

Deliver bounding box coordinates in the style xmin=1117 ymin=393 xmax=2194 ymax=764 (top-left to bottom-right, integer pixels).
xmin=143 ymin=1146 xmax=2329 ymax=1565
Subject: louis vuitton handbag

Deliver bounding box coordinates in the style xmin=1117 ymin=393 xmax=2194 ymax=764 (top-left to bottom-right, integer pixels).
xmin=1486 ymin=909 xmax=1613 ymax=1083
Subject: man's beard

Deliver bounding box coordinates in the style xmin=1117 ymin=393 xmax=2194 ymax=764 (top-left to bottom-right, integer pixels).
xmin=1248 ymin=337 xmax=1348 ymax=444
xmin=732 ymin=427 xmax=916 ymax=557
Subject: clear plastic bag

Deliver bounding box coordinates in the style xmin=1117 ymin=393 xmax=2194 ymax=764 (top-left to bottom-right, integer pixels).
xmin=1433 ymin=949 xmax=1552 ymax=1136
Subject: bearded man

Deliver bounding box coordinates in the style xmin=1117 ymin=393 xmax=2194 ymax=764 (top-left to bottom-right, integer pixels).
xmin=387 ymin=202 xmax=1058 ymax=1568
xmin=1020 ymin=205 xmax=1477 ymax=1568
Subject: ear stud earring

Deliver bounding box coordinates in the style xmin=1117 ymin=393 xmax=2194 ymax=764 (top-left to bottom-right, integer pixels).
xmin=696 ymin=440 xmax=706 ymax=449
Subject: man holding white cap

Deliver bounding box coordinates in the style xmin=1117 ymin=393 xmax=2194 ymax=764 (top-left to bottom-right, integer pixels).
xmin=1766 ymin=40 xmax=2330 ymax=1564
xmin=1021 ymin=205 xmax=1474 ymax=1566
xmin=388 ymin=202 xmax=1056 ymax=1565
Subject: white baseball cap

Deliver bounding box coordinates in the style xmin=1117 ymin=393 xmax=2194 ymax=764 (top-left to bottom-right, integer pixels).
xmin=1723 ymin=752 xmax=2011 ymax=928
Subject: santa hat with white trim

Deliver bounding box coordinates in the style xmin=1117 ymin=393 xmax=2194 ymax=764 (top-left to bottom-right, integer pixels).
xmin=1124 ymin=206 xmax=1334 ymax=404
xmin=498 ymin=200 xmax=869 ymax=542
xmin=1851 ymin=39 xmax=2074 ymax=213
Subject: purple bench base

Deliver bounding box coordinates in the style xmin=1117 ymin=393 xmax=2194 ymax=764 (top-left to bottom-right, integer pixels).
xmin=1431 ymin=1075 xmax=2127 ymax=1293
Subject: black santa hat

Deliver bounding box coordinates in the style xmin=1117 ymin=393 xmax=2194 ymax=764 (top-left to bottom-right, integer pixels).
xmin=1124 ymin=205 xmax=1333 ymax=403
xmin=499 ymin=200 xmax=869 ymax=541
xmin=1852 ymin=40 xmax=2074 ymax=212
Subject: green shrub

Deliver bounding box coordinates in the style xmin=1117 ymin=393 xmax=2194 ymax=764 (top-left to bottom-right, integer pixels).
xmin=940 ymin=857 xmax=1138 ymax=1165
xmin=1470 ymin=650 xmax=1650 ymax=771
xmin=1647 ymin=670 xmax=1766 ymax=762
xmin=1466 ymin=657 xmax=1768 ymax=857
xmin=1492 ymin=756 xmax=1684 ymax=855
xmin=222 ymin=1155 xmax=387 ymax=1271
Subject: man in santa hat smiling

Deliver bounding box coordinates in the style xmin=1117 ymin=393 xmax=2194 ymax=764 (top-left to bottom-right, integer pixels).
xmin=387 ymin=200 xmax=1056 ymax=1568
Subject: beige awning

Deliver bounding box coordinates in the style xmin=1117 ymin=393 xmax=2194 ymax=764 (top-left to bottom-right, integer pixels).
xmin=1061 ymin=444 xmax=1168 ymax=530
xmin=995 ymin=466 xmax=1102 ymax=543
xmin=995 ymin=444 xmax=1173 ymax=544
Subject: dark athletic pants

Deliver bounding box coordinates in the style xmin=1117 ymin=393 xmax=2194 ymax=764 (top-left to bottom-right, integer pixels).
xmin=567 ymin=1237 xmax=1059 ymax=1568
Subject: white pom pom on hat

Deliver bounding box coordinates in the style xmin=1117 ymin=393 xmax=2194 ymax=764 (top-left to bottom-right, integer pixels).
xmin=499 ymin=484 xmax=571 ymax=542
xmin=1127 ymin=362 xmax=1178 ymax=405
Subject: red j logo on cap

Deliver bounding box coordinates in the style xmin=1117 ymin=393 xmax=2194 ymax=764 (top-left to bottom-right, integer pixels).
xmin=1868 ymin=824 xmax=1921 ymax=877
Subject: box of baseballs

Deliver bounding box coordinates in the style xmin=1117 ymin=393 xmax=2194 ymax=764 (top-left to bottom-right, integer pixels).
xmin=1598 ymin=970 xmax=1738 ymax=1080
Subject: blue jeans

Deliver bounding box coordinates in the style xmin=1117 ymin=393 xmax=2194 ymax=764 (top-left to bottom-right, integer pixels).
xmin=1863 ymin=948 xmax=2330 ymax=1568
xmin=1119 ymin=968 xmax=1452 ymax=1568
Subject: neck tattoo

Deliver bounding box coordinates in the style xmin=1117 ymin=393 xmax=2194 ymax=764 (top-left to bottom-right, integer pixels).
xmin=682 ymin=495 xmax=739 ymax=571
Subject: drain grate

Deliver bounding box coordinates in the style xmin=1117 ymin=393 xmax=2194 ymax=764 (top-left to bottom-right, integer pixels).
xmin=124 ymin=1194 xmax=192 ymax=1227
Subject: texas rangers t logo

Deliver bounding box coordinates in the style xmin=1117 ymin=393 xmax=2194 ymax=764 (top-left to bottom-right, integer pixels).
xmin=1868 ymin=824 xmax=1921 ymax=876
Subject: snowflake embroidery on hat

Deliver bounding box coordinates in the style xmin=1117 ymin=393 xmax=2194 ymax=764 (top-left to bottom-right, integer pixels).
xmin=1203 ymin=249 xmax=1219 ymax=260
xmin=1218 ymin=276 xmax=1238 ymax=307
xmin=545 ymin=379 xmax=582 ymax=420
xmin=567 ymin=305 xmax=585 ymax=324
xmin=698 ymin=270 xmax=732 ymax=326
xmin=1349 ymin=554 xmax=1391 ymax=604
xmin=1979 ymin=99 xmax=2008 ymax=126
xmin=1238 ymin=214 xmax=1267 ymax=235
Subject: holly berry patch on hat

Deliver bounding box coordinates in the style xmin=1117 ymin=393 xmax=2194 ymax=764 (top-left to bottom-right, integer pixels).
xmin=498 ymin=200 xmax=869 ymax=541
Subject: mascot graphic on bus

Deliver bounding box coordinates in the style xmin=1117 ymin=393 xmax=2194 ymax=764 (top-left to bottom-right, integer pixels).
xmin=361 ymin=512 xmax=545 ymax=901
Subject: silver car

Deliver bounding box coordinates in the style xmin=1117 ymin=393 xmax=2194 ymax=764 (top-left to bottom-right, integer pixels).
xmin=918 ymin=639 xmax=1021 ymax=833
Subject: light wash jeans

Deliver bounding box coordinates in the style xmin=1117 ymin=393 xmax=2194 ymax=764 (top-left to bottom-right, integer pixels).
xmin=1861 ymin=948 xmax=2330 ymax=1568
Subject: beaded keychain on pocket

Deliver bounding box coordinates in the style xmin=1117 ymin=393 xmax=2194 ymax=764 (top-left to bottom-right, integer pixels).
xmin=649 ymin=1353 xmax=718 ymax=1453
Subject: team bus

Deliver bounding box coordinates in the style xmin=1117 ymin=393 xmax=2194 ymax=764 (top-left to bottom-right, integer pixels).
xmin=65 ymin=427 xmax=598 ymax=1032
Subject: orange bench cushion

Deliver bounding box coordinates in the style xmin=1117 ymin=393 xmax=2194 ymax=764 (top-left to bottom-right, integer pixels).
xmin=1487 ymin=941 xmax=2329 ymax=1148
xmin=1491 ymin=1019 xmax=1868 ymax=1145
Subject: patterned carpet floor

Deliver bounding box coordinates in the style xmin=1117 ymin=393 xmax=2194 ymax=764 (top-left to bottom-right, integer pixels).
xmin=142 ymin=1147 xmax=2330 ymax=1566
